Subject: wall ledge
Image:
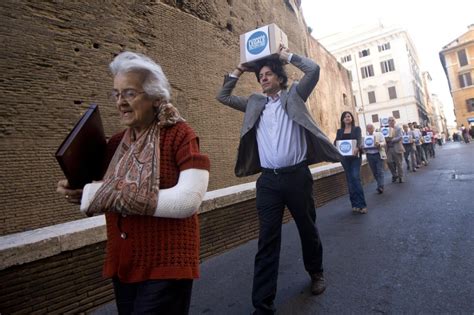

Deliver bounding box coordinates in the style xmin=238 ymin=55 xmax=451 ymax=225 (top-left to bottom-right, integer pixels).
xmin=0 ymin=162 xmax=346 ymax=270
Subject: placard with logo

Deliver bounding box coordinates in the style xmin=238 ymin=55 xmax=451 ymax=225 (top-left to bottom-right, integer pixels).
xmin=381 ymin=127 xmax=390 ymax=138
xmin=363 ymin=135 xmax=376 ymax=148
xmin=423 ymin=135 xmax=432 ymax=143
xmin=402 ymin=135 xmax=412 ymax=144
xmin=240 ymin=23 xmax=288 ymax=67
xmin=336 ymin=140 xmax=357 ymax=156
xmin=427 ymin=131 xmax=433 ymax=137
xmin=380 ymin=117 xmax=389 ymax=127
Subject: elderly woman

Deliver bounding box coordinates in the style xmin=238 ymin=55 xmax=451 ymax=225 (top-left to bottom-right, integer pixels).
xmin=334 ymin=111 xmax=368 ymax=214
xmin=57 ymin=51 xmax=210 ymax=314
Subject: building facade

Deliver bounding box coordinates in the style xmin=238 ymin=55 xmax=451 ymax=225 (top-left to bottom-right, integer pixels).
xmin=319 ymin=24 xmax=430 ymax=133
xmin=439 ymin=24 xmax=474 ymax=128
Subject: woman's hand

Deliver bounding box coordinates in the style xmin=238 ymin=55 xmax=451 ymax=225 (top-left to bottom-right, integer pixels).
xmin=56 ymin=179 xmax=83 ymax=205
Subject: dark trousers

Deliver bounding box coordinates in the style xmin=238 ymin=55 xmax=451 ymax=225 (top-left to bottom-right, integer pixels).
xmin=366 ymin=153 xmax=384 ymax=189
xmin=340 ymin=156 xmax=367 ymax=208
xmin=252 ymin=163 xmax=323 ymax=314
xmin=112 ymin=277 xmax=193 ymax=315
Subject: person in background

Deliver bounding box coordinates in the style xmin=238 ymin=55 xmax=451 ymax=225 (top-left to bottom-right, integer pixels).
xmin=402 ymin=124 xmax=417 ymax=173
xmin=364 ymin=123 xmax=386 ymax=194
xmin=57 ymin=51 xmax=210 ymax=315
xmin=335 ymin=111 xmax=368 ymax=213
xmin=217 ymin=45 xmax=341 ymax=314
xmin=411 ymin=122 xmax=427 ymax=167
xmin=386 ymin=117 xmax=405 ymax=183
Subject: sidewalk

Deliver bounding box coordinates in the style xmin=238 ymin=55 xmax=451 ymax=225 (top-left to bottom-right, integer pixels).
xmin=93 ymin=142 xmax=474 ymax=314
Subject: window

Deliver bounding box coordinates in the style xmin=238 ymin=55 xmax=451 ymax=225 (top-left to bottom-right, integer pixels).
xmin=341 ymin=55 xmax=352 ymax=63
xmin=458 ymin=49 xmax=468 ymax=67
xmin=359 ymin=49 xmax=370 ymax=58
xmin=343 ymin=93 xmax=348 ymax=106
xmin=392 ymin=110 xmax=400 ymax=119
xmin=353 ymin=95 xmax=357 ymax=107
xmin=361 ymin=65 xmax=374 ymax=78
xmin=388 ymin=86 xmax=397 ymax=99
xmin=380 ymin=59 xmax=395 ymax=73
xmin=459 ymin=72 xmax=472 ymax=88
xmin=347 ymin=70 xmax=353 ymax=81
xmin=368 ymin=91 xmax=376 ymax=104
xmin=378 ymin=42 xmax=391 ymax=52
xmin=467 ymin=98 xmax=474 ymax=112
xmin=372 ymin=114 xmax=379 ymax=123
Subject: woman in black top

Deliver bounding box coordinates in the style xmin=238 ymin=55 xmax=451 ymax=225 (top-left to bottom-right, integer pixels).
xmin=334 ymin=111 xmax=368 ymax=214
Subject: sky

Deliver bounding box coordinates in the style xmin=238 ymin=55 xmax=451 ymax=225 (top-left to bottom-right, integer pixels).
xmin=301 ymin=0 xmax=473 ymax=126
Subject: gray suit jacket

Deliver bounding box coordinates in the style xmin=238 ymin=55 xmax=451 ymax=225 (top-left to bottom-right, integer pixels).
xmin=216 ymin=54 xmax=342 ymax=177
xmin=388 ymin=125 xmax=405 ymax=154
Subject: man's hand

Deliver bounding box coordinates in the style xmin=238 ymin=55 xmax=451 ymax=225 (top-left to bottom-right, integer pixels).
xmin=232 ymin=63 xmax=251 ymax=77
xmin=57 ymin=179 xmax=83 ymax=205
xmin=278 ymin=44 xmax=291 ymax=63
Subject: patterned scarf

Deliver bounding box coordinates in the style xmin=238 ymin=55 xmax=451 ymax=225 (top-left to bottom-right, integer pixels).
xmin=87 ymin=103 xmax=184 ymax=216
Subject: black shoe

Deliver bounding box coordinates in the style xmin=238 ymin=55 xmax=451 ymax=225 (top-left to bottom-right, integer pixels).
xmin=310 ymin=272 xmax=326 ymax=295
xmin=399 ymin=177 xmax=404 ymax=183
xmin=392 ymin=176 xmax=398 ymax=183
xmin=377 ymin=187 xmax=384 ymax=194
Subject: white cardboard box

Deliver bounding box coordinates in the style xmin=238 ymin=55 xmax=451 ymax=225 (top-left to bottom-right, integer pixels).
xmin=363 ymin=135 xmax=376 ymax=148
xmin=402 ymin=135 xmax=413 ymax=144
xmin=240 ymin=24 xmax=288 ymax=67
xmin=380 ymin=127 xmax=390 ymax=138
xmin=336 ymin=140 xmax=358 ymax=156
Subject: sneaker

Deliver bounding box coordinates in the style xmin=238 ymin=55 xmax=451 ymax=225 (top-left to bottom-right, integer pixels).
xmin=359 ymin=207 xmax=368 ymax=214
xmin=310 ymin=272 xmax=326 ymax=295
xmin=377 ymin=187 xmax=384 ymax=194
xmin=352 ymin=207 xmax=359 ymax=213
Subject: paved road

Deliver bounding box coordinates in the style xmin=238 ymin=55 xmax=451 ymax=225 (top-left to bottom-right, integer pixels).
xmin=190 ymin=142 xmax=474 ymax=314
xmin=93 ymin=142 xmax=473 ymax=314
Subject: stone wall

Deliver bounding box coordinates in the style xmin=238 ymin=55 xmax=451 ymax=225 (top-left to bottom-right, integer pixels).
xmin=0 ymin=163 xmax=373 ymax=314
xmin=0 ymin=1 xmax=353 ymax=234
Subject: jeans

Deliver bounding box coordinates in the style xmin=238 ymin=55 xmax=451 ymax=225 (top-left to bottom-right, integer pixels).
xmin=340 ymin=156 xmax=367 ymax=208
xmin=403 ymin=144 xmax=417 ymax=171
xmin=112 ymin=277 xmax=193 ymax=315
xmin=252 ymin=164 xmax=323 ymax=314
xmin=366 ymin=153 xmax=384 ymax=189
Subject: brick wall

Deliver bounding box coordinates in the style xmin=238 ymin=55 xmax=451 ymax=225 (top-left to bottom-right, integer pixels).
xmin=0 ymin=1 xmax=354 ymax=235
xmin=0 ymin=165 xmax=373 ymax=314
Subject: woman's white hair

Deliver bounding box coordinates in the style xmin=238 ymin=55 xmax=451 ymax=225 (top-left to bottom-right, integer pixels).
xmin=109 ymin=51 xmax=171 ymax=102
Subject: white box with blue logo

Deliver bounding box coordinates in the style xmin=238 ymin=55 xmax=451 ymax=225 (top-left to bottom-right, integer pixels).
xmin=240 ymin=24 xmax=288 ymax=67
xmin=336 ymin=140 xmax=358 ymax=156
xmin=363 ymin=135 xmax=376 ymax=149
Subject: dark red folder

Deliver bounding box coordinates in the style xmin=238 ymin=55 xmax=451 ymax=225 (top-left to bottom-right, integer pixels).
xmin=55 ymin=104 xmax=107 ymax=189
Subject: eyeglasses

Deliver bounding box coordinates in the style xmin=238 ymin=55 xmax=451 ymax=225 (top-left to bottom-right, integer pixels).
xmin=109 ymin=89 xmax=145 ymax=103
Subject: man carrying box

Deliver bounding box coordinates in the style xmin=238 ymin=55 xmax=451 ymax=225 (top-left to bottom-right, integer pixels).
xmin=364 ymin=123 xmax=386 ymax=193
xmin=216 ymin=45 xmax=341 ymax=314
xmin=386 ymin=117 xmax=405 ymax=183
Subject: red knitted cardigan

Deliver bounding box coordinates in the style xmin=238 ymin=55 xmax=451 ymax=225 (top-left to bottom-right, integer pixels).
xmin=101 ymin=122 xmax=210 ymax=283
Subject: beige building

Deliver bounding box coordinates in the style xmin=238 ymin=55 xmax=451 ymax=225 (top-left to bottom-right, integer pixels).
xmin=439 ymin=24 xmax=474 ymax=127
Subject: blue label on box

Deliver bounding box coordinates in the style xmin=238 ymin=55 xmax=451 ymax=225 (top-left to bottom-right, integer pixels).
xmin=339 ymin=141 xmax=352 ymax=153
xmin=247 ymin=31 xmax=268 ymax=55
xmin=365 ymin=137 xmax=374 ymax=147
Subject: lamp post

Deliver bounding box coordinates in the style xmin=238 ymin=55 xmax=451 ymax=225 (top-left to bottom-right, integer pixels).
xmin=353 ymin=52 xmax=368 ymax=132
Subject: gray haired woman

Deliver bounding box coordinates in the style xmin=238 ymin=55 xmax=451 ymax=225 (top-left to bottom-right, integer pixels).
xmin=57 ymin=51 xmax=210 ymax=314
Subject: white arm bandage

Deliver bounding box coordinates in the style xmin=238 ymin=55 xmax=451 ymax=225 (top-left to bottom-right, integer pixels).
xmin=80 ymin=169 xmax=209 ymax=218
xmin=154 ymin=168 xmax=209 ymax=218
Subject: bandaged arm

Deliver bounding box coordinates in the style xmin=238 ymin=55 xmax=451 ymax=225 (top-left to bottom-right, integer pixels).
xmin=80 ymin=168 xmax=209 ymax=218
